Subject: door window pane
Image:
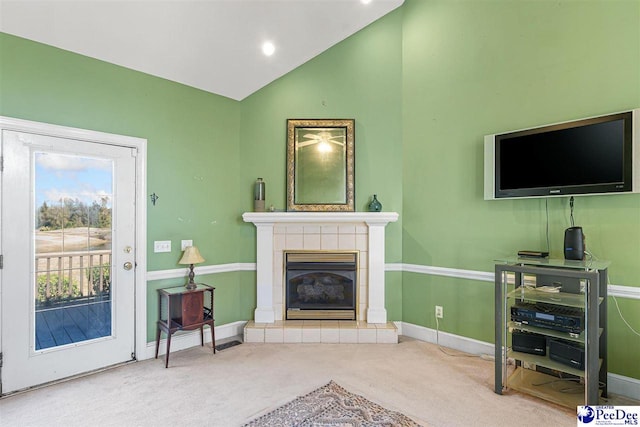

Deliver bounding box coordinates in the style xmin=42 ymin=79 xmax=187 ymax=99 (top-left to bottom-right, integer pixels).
xmin=34 ymin=152 xmax=113 ymax=350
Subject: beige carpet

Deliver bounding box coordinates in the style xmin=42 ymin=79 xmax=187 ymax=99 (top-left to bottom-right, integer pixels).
xmin=0 ymin=337 xmax=579 ymax=426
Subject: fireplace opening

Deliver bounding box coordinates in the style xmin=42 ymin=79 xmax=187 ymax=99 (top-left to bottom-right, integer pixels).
xmin=285 ymin=251 xmax=357 ymax=320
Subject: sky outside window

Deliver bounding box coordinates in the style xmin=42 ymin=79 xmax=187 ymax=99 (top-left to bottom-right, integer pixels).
xmin=35 ymin=152 xmax=113 ymax=207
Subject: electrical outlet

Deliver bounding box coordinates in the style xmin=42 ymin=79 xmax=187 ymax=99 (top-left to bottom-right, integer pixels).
xmin=181 ymin=240 xmax=193 ymax=251
xmin=435 ymin=305 xmax=443 ymax=319
xmin=154 ymin=240 xmax=171 ymax=253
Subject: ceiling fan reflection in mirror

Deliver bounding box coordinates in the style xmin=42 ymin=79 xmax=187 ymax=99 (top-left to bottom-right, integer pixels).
xmin=297 ymin=129 xmax=346 ymax=152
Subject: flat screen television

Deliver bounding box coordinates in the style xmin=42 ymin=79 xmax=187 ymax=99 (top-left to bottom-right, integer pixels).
xmin=484 ymin=109 xmax=639 ymax=200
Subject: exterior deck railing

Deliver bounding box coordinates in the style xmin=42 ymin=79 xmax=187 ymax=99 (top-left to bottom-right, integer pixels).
xmin=35 ymin=249 xmax=112 ymax=308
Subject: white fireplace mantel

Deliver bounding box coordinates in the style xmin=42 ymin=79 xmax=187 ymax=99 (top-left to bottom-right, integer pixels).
xmin=242 ymin=211 xmax=399 ymax=324
xmin=242 ymin=211 xmax=399 ymax=225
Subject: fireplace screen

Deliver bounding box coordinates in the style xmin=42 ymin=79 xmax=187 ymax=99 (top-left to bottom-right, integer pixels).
xmin=285 ymin=252 xmax=357 ymax=320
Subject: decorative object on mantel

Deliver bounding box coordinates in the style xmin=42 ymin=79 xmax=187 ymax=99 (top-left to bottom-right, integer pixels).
xmin=242 ymin=380 xmax=421 ymax=427
xmin=178 ymin=246 xmax=205 ymax=290
xmin=286 ymin=119 xmax=355 ymax=212
xmin=254 ymin=177 xmax=265 ymax=212
xmin=150 ymin=193 xmax=159 ymax=206
xmin=368 ymin=194 xmax=382 ymax=212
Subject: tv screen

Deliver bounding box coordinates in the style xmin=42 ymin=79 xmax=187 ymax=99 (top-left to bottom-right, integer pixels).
xmin=484 ymin=110 xmax=638 ymax=200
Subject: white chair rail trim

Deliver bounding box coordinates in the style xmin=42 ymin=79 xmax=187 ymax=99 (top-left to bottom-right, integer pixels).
xmin=147 ymin=262 xmax=639 ymax=299
xmin=147 ymin=263 xmax=256 ymax=281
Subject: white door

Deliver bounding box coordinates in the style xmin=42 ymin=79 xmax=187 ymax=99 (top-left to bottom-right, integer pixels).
xmin=1 ymin=129 xmax=137 ymax=394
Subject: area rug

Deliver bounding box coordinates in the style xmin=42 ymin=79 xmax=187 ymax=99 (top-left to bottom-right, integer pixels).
xmin=243 ymin=380 xmax=423 ymax=426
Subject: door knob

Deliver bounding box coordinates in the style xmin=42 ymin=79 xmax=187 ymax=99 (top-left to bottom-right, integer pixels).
xmin=123 ymin=262 xmax=133 ymax=271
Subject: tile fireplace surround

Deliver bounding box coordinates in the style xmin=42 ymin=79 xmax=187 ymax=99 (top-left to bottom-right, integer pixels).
xmin=242 ymin=211 xmax=399 ymax=344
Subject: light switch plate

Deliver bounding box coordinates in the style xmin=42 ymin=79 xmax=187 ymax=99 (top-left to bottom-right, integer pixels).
xmin=181 ymin=240 xmax=193 ymax=251
xmin=154 ymin=240 xmax=171 ymax=253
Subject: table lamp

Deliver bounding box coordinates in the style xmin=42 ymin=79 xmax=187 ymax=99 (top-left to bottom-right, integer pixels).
xmin=179 ymin=246 xmax=205 ymax=290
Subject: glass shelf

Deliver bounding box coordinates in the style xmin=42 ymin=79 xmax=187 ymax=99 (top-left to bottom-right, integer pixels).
xmin=507 ymin=321 xmax=600 ymax=344
xmin=495 ymin=259 xmax=608 ymax=406
xmin=496 ymin=256 xmax=610 ymax=271
xmin=507 ymin=286 xmax=590 ymax=308
xmin=159 ymin=283 xmax=213 ymax=295
xmin=507 ymin=349 xmax=603 ymax=378
xmin=507 ymin=367 xmax=600 ymax=408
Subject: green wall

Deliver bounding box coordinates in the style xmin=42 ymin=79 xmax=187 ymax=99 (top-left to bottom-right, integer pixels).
xmin=0 ymin=32 xmax=252 ymax=339
xmin=2 ymin=0 xmax=639 ymax=381
xmin=401 ymin=0 xmax=640 ymax=380
xmin=238 ymin=8 xmax=404 ymax=263
xmin=238 ymin=8 xmax=405 ymax=320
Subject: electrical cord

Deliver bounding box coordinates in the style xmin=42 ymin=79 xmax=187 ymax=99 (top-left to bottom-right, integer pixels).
xmin=532 ymin=377 xmax=580 ymax=386
xmin=566 ymin=200 xmax=631 ymax=326
xmin=583 ymin=250 xmax=595 ymax=269
xmin=569 ymin=196 xmax=575 ymax=227
xmin=532 ymin=377 xmax=584 ymax=394
xmin=588 ymin=250 xmax=640 ymax=337
xmin=545 ymin=198 xmax=550 ymax=253
xmin=532 ymin=377 xmax=607 ymax=392
xmin=612 ymin=294 xmax=640 ymax=337
xmin=434 ymin=311 xmax=493 ymax=359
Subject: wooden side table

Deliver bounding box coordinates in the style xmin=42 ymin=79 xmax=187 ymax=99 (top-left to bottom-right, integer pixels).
xmin=155 ymin=283 xmax=215 ymax=368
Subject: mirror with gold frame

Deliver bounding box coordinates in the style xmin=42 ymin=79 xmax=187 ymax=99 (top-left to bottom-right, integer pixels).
xmin=287 ymin=119 xmax=355 ymax=211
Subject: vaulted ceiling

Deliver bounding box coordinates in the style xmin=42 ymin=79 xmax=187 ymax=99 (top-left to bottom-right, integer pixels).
xmin=0 ymin=0 xmax=404 ymax=100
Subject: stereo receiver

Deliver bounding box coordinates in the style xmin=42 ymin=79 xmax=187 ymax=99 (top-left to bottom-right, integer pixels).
xmin=511 ymin=302 xmax=584 ymax=334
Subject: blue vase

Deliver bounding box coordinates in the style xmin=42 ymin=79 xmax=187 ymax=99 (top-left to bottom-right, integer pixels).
xmin=368 ymin=194 xmax=382 ymax=212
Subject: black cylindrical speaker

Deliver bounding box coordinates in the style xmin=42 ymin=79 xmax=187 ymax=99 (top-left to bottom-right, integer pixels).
xmin=564 ymin=226 xmax=585 ymax=260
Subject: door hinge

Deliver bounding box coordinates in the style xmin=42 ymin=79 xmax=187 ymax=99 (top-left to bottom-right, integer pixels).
xmin=131 ymin=148 xmax=138 ymax=158
xmin=1 ymin=155 xmax=4 ymax=172
xmin=0 ymin=352 xmax=3 ymax=368
xmin=0 ymin=254 xmax=3 ymax=269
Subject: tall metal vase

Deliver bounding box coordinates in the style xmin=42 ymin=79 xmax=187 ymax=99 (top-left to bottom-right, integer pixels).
xmin=254 ymin=178 xmax=265 ymax=212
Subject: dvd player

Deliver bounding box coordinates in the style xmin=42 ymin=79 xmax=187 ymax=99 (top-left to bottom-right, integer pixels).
xmin=511 ymin=302 xmax=584 ymax=334
xmin=517 ymin=250 xmax=549 ymax=258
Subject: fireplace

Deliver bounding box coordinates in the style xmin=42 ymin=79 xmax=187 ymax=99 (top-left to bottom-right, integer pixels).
xmin=242 ymin=211 xmax=399 ymax=324
xmin=285 ymin=252 xmax=358 ymax=320
xmin=242 ymin=212 xmax=399 ymax=343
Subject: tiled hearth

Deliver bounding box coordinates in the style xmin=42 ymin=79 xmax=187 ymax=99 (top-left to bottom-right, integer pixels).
xmin=242 ymin=212 xmax=399 ymax=344
xmin=244 ymin=320 xmax=398 ymax=344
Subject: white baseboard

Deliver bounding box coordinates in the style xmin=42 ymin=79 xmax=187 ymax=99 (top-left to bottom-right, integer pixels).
xmin=608 ymin=373 xmax=640 ymax=401
xmin=400 ymin=321 xmax=495 ymax=356
xmin=400 ymin=321 xmax=640 ymax=401
xmin=141 ymin=318 xmax=640 ymax=400
xmin=141 ymin=320 xmax=246 ymax=360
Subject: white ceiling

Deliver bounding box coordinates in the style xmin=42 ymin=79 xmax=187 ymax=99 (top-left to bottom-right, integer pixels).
xmin=0 ymin=0 xmax=404 ymax=100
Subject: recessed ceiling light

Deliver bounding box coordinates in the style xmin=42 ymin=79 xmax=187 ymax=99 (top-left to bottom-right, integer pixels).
xmin=361 ymin=0 xmax=372 ymax=4
xmin=262 ymin=41 xmax=275 ymax=56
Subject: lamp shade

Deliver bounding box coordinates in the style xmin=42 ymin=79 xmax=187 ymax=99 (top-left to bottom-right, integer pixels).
xmin=179 ymin=246 xmax=205 ymax=265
